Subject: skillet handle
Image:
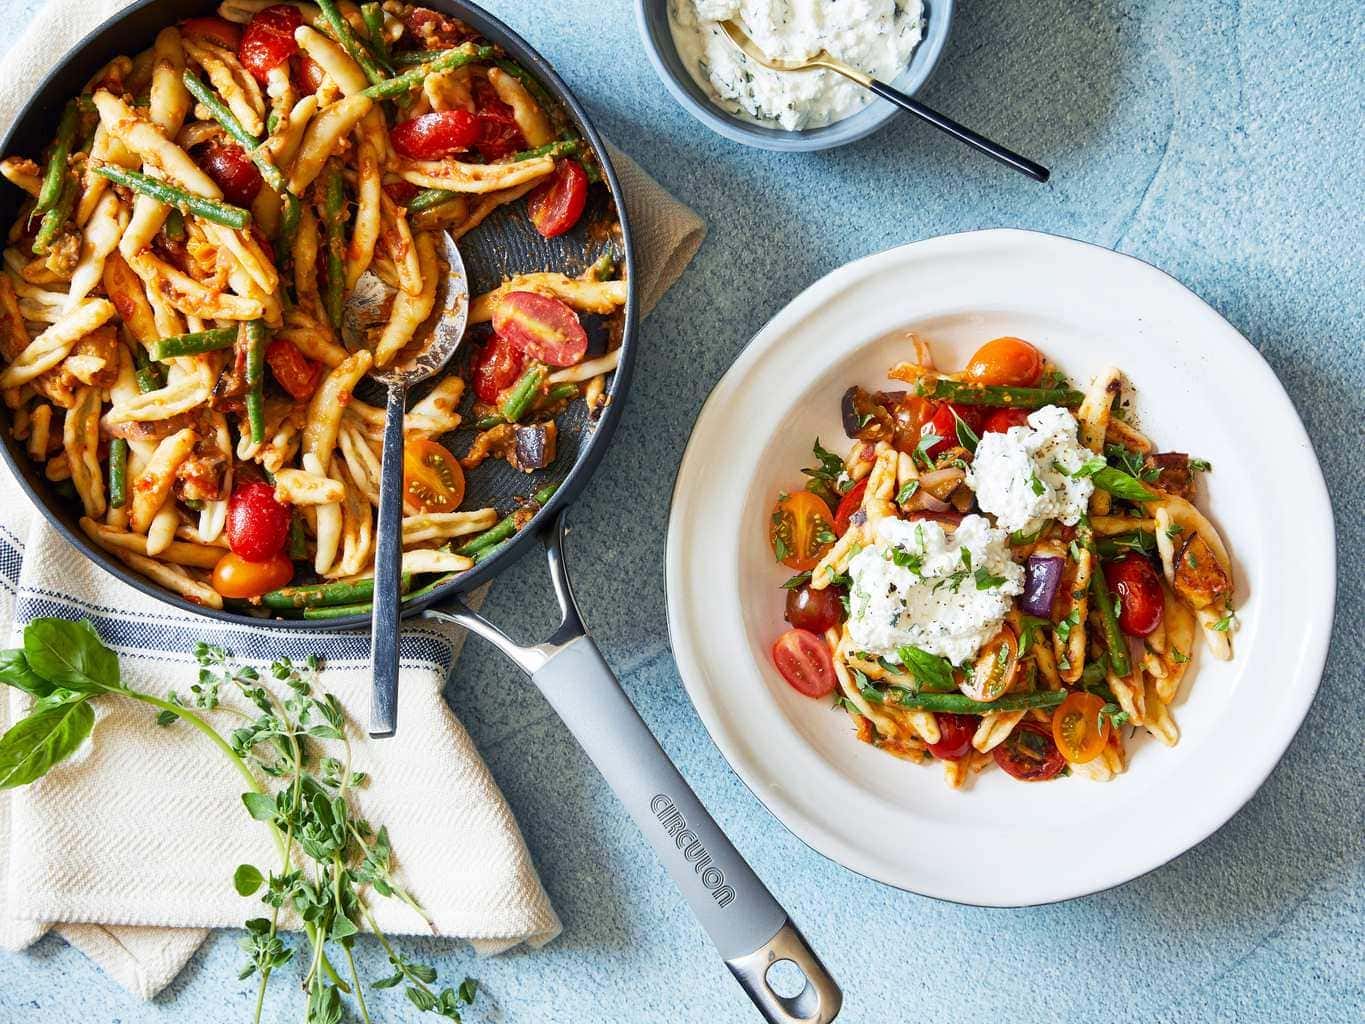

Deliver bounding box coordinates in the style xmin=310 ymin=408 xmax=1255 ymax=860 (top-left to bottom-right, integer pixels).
xmin=424 ymin=509 xmax=840 ymax=1022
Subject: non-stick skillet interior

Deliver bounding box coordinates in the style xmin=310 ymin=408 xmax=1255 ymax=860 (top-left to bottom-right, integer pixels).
xmin=0 ymin=0 xmax=635 ymax=628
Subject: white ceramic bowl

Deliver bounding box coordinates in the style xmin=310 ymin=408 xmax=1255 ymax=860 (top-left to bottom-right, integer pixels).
xmin=666 ymin=229 xmax=1335 ymax=906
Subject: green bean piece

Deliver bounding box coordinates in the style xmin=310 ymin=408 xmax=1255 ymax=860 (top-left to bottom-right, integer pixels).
xmin=107 ymin=439 xmax=128 ymax=508
xmin=474 ymin=382 xmax=580 ymax=432
xmin=390 ymin=49 xmax=448 ymax=67
xmin=244 ymin=319 xmax=269 ymax=444
xmin=913 ymin=376 xmax=1085 ymax=410
xmin=132 ymin=345 xmax=164 ymax=393
xmin=31 ymin=174 xmax=76 ymax=255
xmin=511 ymin=139 xmax=579 ymax=162
xmin=1094 ymin=529 xmax=1156 ymax=558
xmin=287 ymin=515 xmax=307 ymax=561
xmin=360 ymin=3 xmax=392 ymax=66
xmin=181 ymin=72 xmax=293 ymax=200
xmin=360 ymin=44 xmax=495 ymax=98
xmin=91 ymin=164 xmax=251 ymax=229
xmin=1085 ymin=538 xmax=1131 ymax=678
xmin=456 ymin=483 xmax=559 ymax=557
xmin=163 ymin=208 xmax=186 ymax=239
xmin=587 ymin=253 xmax=616 ymax=281
xmin=406 ymin=188 xmax=460 ymax=214
xmin=262 ymin=573 xmax=411 ymax=610
xmin=889 ymin=689 xmax=1066 ymax=714
xmin=499 ymin=364 xmax=545 ymax=423
xmin=149 ymin=326 xmax=238 ymax=361
xmin=320 ymin=163 xmax=347 ymax=330
xmin=35 ymin=100 xmax=78 ymax=215
xmin=300 ymin=573 xmax=451 ymax=619
xmin=316 ymin=0 xmax=387 ymax=86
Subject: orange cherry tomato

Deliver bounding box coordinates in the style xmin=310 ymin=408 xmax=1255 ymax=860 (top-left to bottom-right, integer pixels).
xmin=771 ymin=628 xmax=837 ymax=698
xmin=964 ymin=337 xmax=1044 ymax=387
xmin=768 ymin=490 xmax=836 ymax=572
xmin=1051 ymin=691 xmax=1112 ymax=764
xmin=212 ymin=551 xmax=293 ymax=599
xmin=403 ymin=438 xmax=465 ymax=514
xmin=961 ymin=625 xmax=1019 ymax=702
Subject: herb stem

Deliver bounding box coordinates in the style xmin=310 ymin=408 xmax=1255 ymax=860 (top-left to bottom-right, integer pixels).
xmin=344 ymin=942 xmax=372 ymax=1024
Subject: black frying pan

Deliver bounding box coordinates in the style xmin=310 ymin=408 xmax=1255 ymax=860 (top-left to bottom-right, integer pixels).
xmin=0 ymin=3 xmax=840 ymax=1019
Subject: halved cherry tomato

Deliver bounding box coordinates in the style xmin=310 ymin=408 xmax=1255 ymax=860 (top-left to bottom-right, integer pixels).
xmin=993 ymin=721 xmax=1067 ymax=781
xmin=964 ymin=337 xmax=1044 ymax=387
xmin=961 ymin=625 xmax=1019 ymax=702
xmin=1051 ymin=691 xmax=1111 ymax=764
xmin=921 ymin=401 xmax=985 ymax=459
xmin=832 ymin=478 xmax=867 ymax=537
xmin=239 ymin=5 xmax=302 ymax=83
xmin=197 ymin=141 xmax=263 ymax=206
xmin=927 ymin=713 xmax=976 ymax=760
xmin=472 ymin=77 xmax=525 ymax=160
xmin=213 ymin=550 xmax=294 ymax=599
xmin=492 ymin=292 xmax=588 ymax=367
xmin=226 ymin=480 xmax=292 ymax=562
xmin=1104 ymin=553 xmax=1165 ymax=637
xmin=296 ymin=52 xmax=326 ymax=93
xmin=769 ymin=490 xmax=836 ymax=572
xmin=771 ymin=628 xmax=837 ymax=698
xmin=527 ymin=160 xmax=589 ymax=239
xmin=265 ymin=339 xmax=321 ymax=401
xmin=471 ymin=332 xmax=524 ymax=404
xmin=982 ymin=407 xmax=1031 ymax=434
xmin=784 ymin=583 xmax=844 ymax=634
xmin=389 ymin=110 xmax=481 ymax=160
xmin=403 ymin=438 xmax=465 ymax=513
xmin=180 ymin=15 xmax=242 ymax=50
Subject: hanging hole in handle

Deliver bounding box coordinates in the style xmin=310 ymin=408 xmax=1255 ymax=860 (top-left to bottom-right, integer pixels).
xmin=764 ymin=958 xmax=819 ymax=1019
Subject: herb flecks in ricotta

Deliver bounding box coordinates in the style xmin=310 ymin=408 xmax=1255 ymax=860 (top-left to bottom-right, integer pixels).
xmin=668 ymin=0 xmax=924 ymax=131
xmin=966 ymin=405 xmax=1096 ymax=535
xmin=846 ymin=515 xmax=1023 ymax=666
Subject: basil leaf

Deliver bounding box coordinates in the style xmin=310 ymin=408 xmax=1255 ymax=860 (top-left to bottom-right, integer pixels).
xmin=0 ymin=696 xmax=94 ymax=788
xmin=22 ymin=618 xmax=121 ymax=693
xmin=951 ymin=408 xmax=980 ymax=454
xmin=0 ymin=648 xmax=57 ymax=698
xmin=896 ymin=645 xmax=956 ymax=691
xmin=1091 ymin=466 xmax=1158 ymax=502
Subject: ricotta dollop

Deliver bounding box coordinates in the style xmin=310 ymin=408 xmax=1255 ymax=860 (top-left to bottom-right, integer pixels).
xmin=846 ymin=515 xmax=1024 ymax=666
xmin=668 ymin=0 xmax=925 ymax=131
xmin=966 ymin=405 xmax=1096 ymax=535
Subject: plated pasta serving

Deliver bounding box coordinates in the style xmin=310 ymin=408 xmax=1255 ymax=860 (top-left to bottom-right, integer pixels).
xmin=766 ymin=335 xmax=1238 ymax=787
xmin=0 ymin=1 xmax=627 ymax=616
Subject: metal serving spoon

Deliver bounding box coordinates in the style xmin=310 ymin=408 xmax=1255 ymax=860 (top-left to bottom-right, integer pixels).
xmin=343 ymin=233 xmax=470 ymax=737
xmin=719 ymin=19 xmax=1050 ymax=182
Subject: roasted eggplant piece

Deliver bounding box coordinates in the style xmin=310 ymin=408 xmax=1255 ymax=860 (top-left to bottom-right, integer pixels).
xmin=513 ymin=421 xmax=558 ymax=471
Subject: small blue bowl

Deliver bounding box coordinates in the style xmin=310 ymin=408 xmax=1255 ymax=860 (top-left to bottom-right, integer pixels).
xmin=635 ymin=0 xmax=953 ymax=152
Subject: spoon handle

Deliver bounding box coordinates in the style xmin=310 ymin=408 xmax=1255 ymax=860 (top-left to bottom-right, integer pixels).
xmin=369 ymin=382 xmax=407 ymax=737
xmin=867 ymin=79 xmax=1050 ymax=183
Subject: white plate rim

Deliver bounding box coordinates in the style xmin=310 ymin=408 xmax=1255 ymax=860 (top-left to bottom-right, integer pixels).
xmin=664 ymin=228 xmax=1337 ymax=906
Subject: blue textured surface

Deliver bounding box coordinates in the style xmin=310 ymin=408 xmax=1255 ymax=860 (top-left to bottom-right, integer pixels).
xmin=1 ymin=1 xmax=1362 ymax=1021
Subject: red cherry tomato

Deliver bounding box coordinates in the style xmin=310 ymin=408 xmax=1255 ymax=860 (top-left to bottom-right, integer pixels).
xmin=993 ymin=721 xmax=1067 ymax=781
xmin=383 ymin=180 xmax=420 ymax=205
xmin=226 ymin=481 xmax=292 ymax=562
xmin=471 ymin=78 xmax=525 ymax=160
xmin=198 ymin=141 xmax=263 ymax=206
xmin=471 ymin=333 xmax=524 ymax=404
xmin=265 ymin=339 xmax=321 ymax=401
xmin=492 ymin=292 xmax=588 ymax=367
xmin=965 ymin=337 xmax=1044 ymax=387
xmin=771 ymin=629 xmax=837 ymax=698
xmin=921 ymin=401 xmax=985 ymax=459
xmin=1104 ymin=554 xmax=1165 ymax=637
xmin=784 ymin=584 xmax=844 ymax=634
xmin=180 ymin=16 xmax=242 ymax=51
xmin=927 ymin=713 xmax=976 ymax=760
xmin=526 ymin=160 xmax=589 ymax=239
xmin=402 ymin=438 xmax=465 ymax=514
xmin=295 ymin=52 xmax=326 ymax=93
xmin=389 ymin=110 xmax=481 ymax=160
xmin=238 ymin=4 xmax=302 ymax=83
xmin=212 ymin=551 xmax=293 ymax=600
xmin=832 ymin=478 xmax=867 ymax=537
xmin=982 ymin=408 xmax=1031 ymax=434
